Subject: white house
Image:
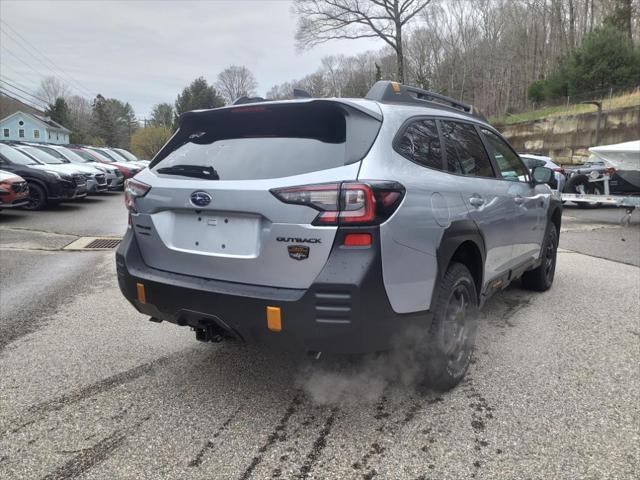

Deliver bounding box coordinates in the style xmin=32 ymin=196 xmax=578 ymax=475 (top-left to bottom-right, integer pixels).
xmin=0 ymin=111 xmax=71 ymax=144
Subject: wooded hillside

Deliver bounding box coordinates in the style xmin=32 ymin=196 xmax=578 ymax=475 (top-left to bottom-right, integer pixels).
xmin=272 ymin=0 xmax=639 ymax=117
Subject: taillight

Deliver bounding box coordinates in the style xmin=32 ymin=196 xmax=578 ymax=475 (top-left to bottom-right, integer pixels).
xmin=124 ymin=178 xmax=151 ymax=212
xmin=271 ymin=181 xmax=404 ymax=226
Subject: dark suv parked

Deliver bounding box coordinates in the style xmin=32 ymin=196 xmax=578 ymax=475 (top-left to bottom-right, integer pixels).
xmin=117 ymin=81 xmax=561 ymax=390
xmin=0 ymin=143 xmax=86 ymax=210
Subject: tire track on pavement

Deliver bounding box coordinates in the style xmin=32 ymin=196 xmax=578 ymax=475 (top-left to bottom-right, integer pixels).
xmin=296 ymin=406 xmax=339 ymax=479
xmin=239 ymin=391 xmax=303 ymax=480
xmin=39 ymin=415 xmax=150 ymax=480
xmin=188 ymin=406 xmax=242 ymax=468
xmin=3 ymin=353 xmax=178 ymax=437
xmin=351 ymin=392 xmax=445 ymax=479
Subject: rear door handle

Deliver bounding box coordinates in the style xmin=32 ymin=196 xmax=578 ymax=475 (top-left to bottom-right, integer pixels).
xmin=469 ymin=196 xmax=485 ymax=207
xmin=514 ymin=195 xmax=525 ymax=205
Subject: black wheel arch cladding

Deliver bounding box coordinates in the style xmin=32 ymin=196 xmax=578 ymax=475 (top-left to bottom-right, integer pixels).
xmin=548 ymin=198 xmax=562 ymax=234
xmin=435 ymin=219 xmax=486 ymax=301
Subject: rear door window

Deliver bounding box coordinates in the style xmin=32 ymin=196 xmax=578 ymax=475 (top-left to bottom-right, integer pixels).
xmin=395 ymin=119 xmax=443 ymax=170
xmin=440 ymin=121 xmax=494 ymax=178
xmin=481 ymin=128 xmax=529 ymax=182
xmin=152 ymin=102 xmax=380 ymax=180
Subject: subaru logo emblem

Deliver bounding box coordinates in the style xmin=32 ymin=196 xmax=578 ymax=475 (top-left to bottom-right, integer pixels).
xmin=190 ymin=191 xmax=212 ymax=207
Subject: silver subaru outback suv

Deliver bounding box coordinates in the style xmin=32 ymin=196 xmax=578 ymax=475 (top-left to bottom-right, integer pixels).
xmin=117 ymin=81 xmax=561 ymax=390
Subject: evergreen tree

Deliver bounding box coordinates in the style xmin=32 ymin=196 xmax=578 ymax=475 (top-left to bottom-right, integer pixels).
xmin=150 ymin=103 xmax=175 ymax=129
xmin=174 ymin=77 xmax=224 ymax=115
xmin=45 ymin=97 xmax=70 ymax=128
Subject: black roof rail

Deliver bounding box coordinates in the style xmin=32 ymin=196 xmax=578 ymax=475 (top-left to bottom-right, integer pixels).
xmin=365 ymin=81 xmax=486 ymax=119
xmin=232 ymin=96 xmax=266 ymax=105
xmin=293 ymin=88 xmax=312 ymax=98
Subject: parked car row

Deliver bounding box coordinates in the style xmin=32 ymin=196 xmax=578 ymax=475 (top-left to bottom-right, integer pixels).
xmin=0 ymin=141 xmax=146 ymax=210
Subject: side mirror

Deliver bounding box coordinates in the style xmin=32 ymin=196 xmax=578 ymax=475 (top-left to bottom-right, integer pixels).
xmin=531 ymin=166 xmax=553 ymax=185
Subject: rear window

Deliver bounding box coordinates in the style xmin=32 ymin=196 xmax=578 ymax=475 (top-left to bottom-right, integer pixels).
xmin=152 ymin=102 xmax=380 ymax=180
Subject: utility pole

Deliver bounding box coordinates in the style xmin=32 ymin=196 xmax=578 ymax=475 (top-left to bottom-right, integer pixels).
xmin=581 ymin=100 xmax=602 ymax=146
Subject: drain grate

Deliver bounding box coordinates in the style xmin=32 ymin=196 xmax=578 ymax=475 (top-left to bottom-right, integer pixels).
xmin=63 ymin=236 xmax=123 ymax=250
xmin=84 ymin=238 xmax=121 ymax=249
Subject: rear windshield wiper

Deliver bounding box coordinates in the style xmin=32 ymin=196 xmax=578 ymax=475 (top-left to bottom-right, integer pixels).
xmin=156 ymin=164 xmax=219 ymax=180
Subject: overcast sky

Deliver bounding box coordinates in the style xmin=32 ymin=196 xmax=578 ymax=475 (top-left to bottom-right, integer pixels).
xmin=0 ymin=0 xmax=381 ymax=118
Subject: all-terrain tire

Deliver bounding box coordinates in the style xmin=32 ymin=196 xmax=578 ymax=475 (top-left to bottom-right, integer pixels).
xmin=521 ymin=223 xmax=558 ymax=291
xmin=422 ymin=262 xmax=479 ymax=391
xmin=23 ymin=183 xmax=47 ymax=210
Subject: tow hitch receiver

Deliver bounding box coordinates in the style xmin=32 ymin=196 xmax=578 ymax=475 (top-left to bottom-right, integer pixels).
xmin=193 ymin=323 xmax=225 ymax=343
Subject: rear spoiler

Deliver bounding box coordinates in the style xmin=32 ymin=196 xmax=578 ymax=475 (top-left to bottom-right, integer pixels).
xmin=155 ymin=100 xmax=383 ymax=168
xmin=179 ymin=98 xmax=382 ymax=126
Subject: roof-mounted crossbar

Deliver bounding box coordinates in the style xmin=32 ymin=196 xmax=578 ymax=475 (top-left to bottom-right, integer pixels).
xmin=233 ymin=96 xmax=267 ymax=105
xmin=365 ymin=81 xmax=474 ymax=115
xmin=293 ymin=88 xmax=312 ymax=98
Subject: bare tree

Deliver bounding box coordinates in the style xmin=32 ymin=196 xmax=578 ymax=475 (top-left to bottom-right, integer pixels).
xmin=281 ymin=0 xmax=636 ymax=116
xmin=293 ymin=0 xmax=433 ymax=82
xmin=215 ymin=65 xmax=258 ymax=104
xmin=36 ymin=76 xmax=71 ymax=105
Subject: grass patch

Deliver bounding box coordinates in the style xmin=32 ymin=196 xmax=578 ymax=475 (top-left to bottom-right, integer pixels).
xmin=492 ymin=89 xmax=640 ymax=125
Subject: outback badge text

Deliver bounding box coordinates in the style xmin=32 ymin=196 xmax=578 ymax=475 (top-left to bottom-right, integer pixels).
xmin=276 ymin=237 xmax=321 ymax=244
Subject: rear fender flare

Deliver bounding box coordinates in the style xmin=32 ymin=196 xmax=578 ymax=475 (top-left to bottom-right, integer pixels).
xmin=547 ymin=198 xmax=563 ymax=232
xmin=434 ymin=220 xmax=486 ymax=303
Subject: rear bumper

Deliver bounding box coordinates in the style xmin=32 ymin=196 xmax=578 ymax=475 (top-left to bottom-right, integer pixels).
xmin=116 ymin=228 xmax=431 ymax=354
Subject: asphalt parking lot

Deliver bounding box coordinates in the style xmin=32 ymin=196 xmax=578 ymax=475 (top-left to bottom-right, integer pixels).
xmin=1 ymin=195 xmax=638 ymax=479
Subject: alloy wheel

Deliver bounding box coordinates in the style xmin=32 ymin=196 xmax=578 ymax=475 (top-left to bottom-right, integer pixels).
xmin=442 ymin=283 xmax=473 ymax=372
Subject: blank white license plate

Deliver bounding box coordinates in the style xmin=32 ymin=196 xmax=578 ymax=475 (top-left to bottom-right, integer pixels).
xmin=171 ymin=211 xmax=260 ymax=257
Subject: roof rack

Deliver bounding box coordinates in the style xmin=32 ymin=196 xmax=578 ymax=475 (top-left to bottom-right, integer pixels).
xmin=232 ymin=96 xmax=267 ymax=105
xmin=293 ymin=88 xmax=312 ymax=98
xmin=365 ymin=81 xmax=485 ymax=119
xmin=232 ymin=87 xmax=312 ymax=105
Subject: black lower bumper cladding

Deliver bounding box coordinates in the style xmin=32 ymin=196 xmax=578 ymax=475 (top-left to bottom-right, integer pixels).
xmin=116 ymin=228 xmax=431 ymax=354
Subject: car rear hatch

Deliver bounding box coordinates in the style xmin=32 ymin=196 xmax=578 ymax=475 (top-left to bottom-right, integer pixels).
xmin=131 ymin=100 xmax=382 ymax=289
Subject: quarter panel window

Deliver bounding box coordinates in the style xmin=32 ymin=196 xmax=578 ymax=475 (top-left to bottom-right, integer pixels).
xmin=441 ymin=121 xmax=494 ymax=177
xmin=481 ymin=129 xmax=529 ymax=182
xmin=395 ymin=119 xmax=443 ymax=170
